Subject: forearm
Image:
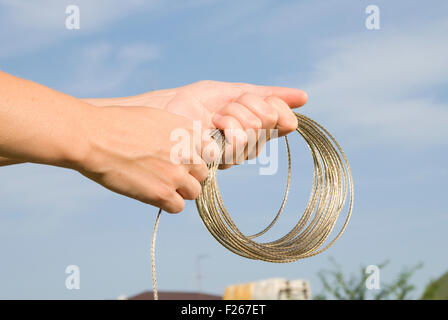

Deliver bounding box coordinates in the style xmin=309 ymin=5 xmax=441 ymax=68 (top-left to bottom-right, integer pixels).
xmin=82 ymin=96 xmax=141 ymax=107
xmin=0 ymin=71 xmax=93 ymax=169
xmin=0 ymin=82 xmax=173 ymax=167
xmin=0 ymin=156 xmax=23 ymax=166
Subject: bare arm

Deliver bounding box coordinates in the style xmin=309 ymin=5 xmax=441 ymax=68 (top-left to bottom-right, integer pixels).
xmin=0 ymin=71 xmax=208 ymax=213
xmin=0 ymin=156 xmax=23 ymax=166
xmin=0 ymin=71 xmax=92 ymax=168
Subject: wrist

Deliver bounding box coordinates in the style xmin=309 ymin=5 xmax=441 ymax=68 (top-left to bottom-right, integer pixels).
xmin=68 ymin=105 xmax=120 ymax=175
xmin=56 ymin=103 xmax=100 ymax=172
xmin=81 ymin=89 xmax=176 ymax=109
xmin=81 ymin=93 xmax=146 ymax=107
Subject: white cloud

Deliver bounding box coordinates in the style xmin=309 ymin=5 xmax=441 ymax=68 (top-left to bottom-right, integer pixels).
xmin=64 ymin=42 xmax=160 ymax=96
xmin=0 ymin=0 xmax=222 ymax=58
xmin=0 ymin=0 xmax=158 ymax=57
xmin=301 ymin=19 xmax=448 ymax=147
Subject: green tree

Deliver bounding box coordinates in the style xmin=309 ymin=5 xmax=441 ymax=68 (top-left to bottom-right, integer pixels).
xmin=314 ymin=258 xmax=422 ymax=300
xmin=421 ymin=271 xmax=448 ymax=300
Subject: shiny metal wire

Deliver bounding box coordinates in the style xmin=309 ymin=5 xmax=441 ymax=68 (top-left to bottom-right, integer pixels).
xmin=151 ymin=112 xmax=354 ymax=299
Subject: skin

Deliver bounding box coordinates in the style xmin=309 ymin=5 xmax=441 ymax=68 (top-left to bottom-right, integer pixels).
xmin=0 ymin=72 xmax=307 ymax=213
xmin=83 ymin=80 xmax=308 ymax=168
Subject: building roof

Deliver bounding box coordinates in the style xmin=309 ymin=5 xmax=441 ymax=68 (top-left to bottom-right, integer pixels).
xmin=128 ymin=291 xmax=221 ymax=300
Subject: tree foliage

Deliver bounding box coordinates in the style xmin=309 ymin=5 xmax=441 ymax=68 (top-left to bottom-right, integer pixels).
xmin=421 ymin=271 xmax=448 ymax=300
xmin=314 ymin=258 xmax=422 ymax=300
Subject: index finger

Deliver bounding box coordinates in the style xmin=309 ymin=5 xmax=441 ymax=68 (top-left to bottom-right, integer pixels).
xmin=234 ymin=83 xmax=308 ymax=108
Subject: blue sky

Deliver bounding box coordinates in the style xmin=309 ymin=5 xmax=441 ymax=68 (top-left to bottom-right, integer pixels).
xmin=0 ymin=0 xmax=447 ymax=299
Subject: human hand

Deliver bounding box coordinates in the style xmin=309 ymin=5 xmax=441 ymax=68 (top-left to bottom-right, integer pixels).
xmin=77 ymin=106 xmax=211 ymax=213
xmin=84 ymin=81 xmax=308 ymax=169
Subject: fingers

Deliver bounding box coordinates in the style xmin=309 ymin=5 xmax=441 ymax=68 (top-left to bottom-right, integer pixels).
xmin=258 ymin=86 xmax=308 ymax=108
xmin=264 ymin=96 xmax=298 ymax=136
xmin=218 ymin=93 xmax=297 ymax=136
xmin=230 ymin=82 xmax=308 ymax=108
xmin=151 ymin=163 xmax=207 ymax=213
xmin=195 ymin=129 xmax=222 ymax=164
xmin=188 ymin=160 xmax=209 ymax=183
xmin=165 ymin=128 xmax=209 ymax=210
xmin=155 ymin=188 xmax=185 ymax=214
xmin=212 ymin=114 xmax=247 ymax=147
xmin=196 ymin=80 xmax=308 ymax=108
xmin=211 ymin=92 xmax=301 ymax=169
xmin=212 ymin=114 xmax=247 ymax=167
xmin=173 ymin=143 xmax=208 ymax=203
xmin=215 ymin=102 xmax=262 ymax=130
xmin=236 ymin=94 xmax=278 ymax=129
xmin=177 ymin=173 xmax=202 ymax=200
xmin=220 ymin=93 xmax=298 ymax=136
xmin=228 ymin=94 xmax=278 ymax=162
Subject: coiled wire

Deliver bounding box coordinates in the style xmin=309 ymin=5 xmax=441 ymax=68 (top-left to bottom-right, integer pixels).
xmin=151 ymin=112 xmax=354 ymax=299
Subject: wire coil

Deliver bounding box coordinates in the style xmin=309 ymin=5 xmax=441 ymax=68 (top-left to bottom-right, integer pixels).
xmin=151 ymin=112 xmax=354 ymax=298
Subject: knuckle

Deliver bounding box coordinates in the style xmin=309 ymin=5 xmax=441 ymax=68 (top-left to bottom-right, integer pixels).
xmin=155 ymin=186 xmax=173 ymax=203
xmin=237 ymin=92 xmax=257 ymax=104
xmin=196 ymin=80 xmax=216 ymax=87
xmin=172 ymin=165 xmax=188 ymax=184
xmin=189 ymin=162 xmax=208 ymax=183
xmin=227 ymin=102 xmax=243 ymax=113
xmin=266 ymin=96 xmax=288 ymax=107
xmin=263 ymin=109 xmax=278 ymax=125
xmin=250 ymin=118 xmax=262 ymax=130
xmin=237 ymin=94 xmax=277 ymax=127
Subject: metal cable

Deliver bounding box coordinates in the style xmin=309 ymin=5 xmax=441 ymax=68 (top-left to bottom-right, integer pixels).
xmin=151 ymin=112 xmax=354 ymax=299
xmin=151 ymin=208 xmax=162 ymax=300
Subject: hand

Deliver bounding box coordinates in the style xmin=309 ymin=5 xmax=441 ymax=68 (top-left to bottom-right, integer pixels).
xmin=0 ymin=71 xmax=213 ymax=211
xmin=77 ymin=106 xmax=211 ymax=213
xmin=84 ymin=80 xmax=308 ymax=169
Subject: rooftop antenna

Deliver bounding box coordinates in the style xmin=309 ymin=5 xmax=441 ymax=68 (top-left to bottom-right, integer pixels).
xmin=196 ymin=254 xmax=209 ymax=293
